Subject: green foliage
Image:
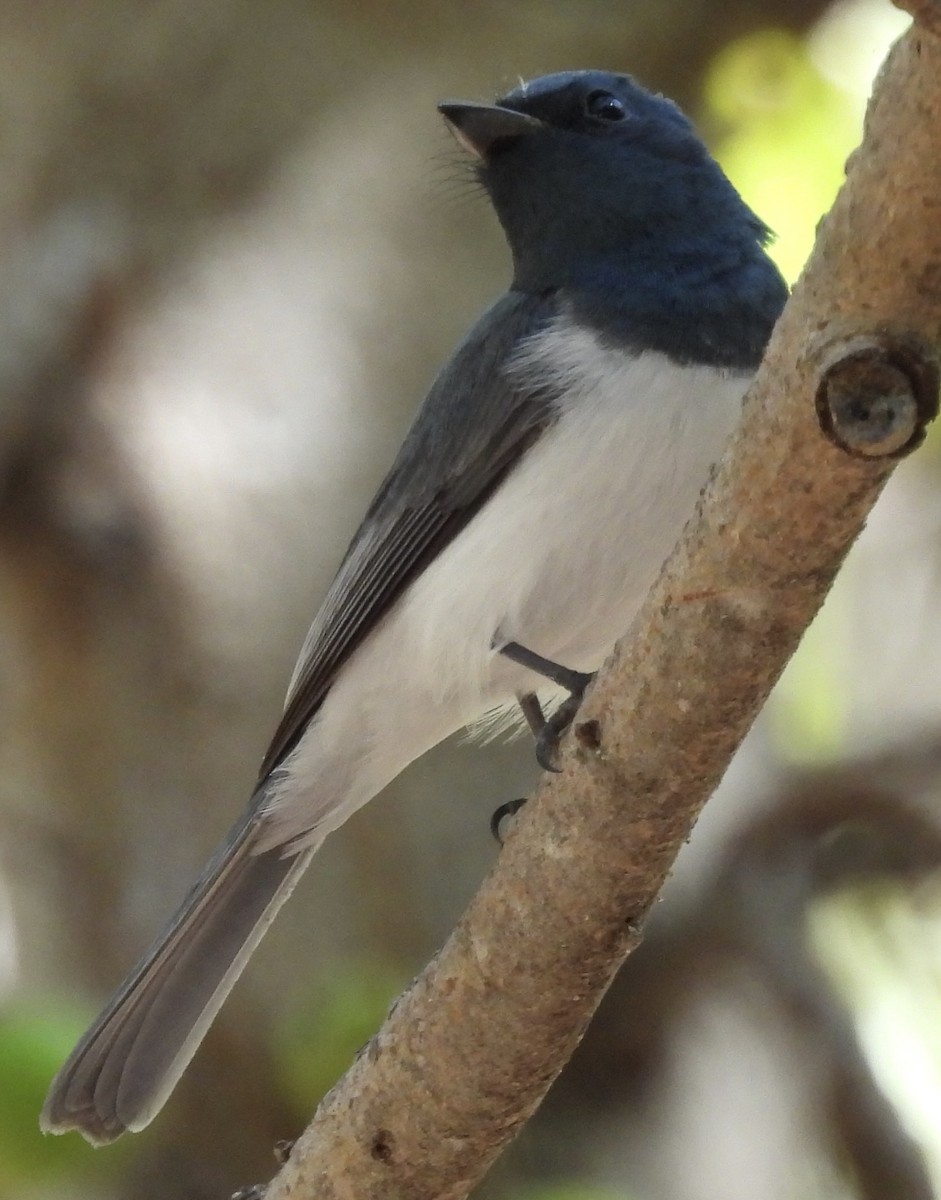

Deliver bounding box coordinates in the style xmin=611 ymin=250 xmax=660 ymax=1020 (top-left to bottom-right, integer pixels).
xmin=0 ymin=1003 xmax=125 ymax=1191
xmin=271 ymin=957 xmax=409 ymax=1114
xmin=705 ymin=28 xmax=861 ymax=284
xmin=511 ymin=1186 xmax=627 ymax=1200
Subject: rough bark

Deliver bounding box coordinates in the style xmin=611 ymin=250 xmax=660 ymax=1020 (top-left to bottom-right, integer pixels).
xmin=264 ymin=13 xmax=941 ymax=1200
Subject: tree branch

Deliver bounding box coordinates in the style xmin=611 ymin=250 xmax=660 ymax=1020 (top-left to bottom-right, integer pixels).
xmin=264 ymin=18 xmax=941 ymax=1200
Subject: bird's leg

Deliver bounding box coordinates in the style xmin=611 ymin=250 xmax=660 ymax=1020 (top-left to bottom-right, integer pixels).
xmin=500 ymin=640 xmax=594 ymax=695
xmin=517 ymin=690 xmax=547 ymax=738
xmin=498 ymin=639 xmax=595 ymax=772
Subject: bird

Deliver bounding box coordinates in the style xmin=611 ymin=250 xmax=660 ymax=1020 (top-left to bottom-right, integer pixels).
xmin=41 ymin=68 xmax=788 ymax=1144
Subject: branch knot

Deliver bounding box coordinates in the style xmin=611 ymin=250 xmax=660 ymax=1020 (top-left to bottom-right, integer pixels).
xmin=815 ymin=334 xmax=939 ymax=458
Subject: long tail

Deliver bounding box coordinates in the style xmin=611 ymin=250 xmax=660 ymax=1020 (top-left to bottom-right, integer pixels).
xmin=40 ymin=806 xmax=315 ymax=1145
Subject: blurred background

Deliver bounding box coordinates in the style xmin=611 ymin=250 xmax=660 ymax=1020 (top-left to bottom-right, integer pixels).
xmin=2 ymin=1 xmax=939 ymax=1198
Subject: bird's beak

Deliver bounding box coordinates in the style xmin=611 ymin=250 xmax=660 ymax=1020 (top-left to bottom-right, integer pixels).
xmin=438 ymin=101 xmax=544 ymax=160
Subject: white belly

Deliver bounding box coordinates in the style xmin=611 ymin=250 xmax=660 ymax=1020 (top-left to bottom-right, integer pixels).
xmin=266 ymin=322 xmax=750 ymax=848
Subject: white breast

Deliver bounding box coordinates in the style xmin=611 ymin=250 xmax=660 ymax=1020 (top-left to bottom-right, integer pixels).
xmin=267 ymin=319 xmax=751 ymax=847
xmin=399 ymin=319 xmax=750 ymax=702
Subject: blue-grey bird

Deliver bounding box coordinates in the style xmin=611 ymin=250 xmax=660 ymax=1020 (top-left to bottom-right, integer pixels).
xmin=41 ymin=69 xmax=787 ymax=1143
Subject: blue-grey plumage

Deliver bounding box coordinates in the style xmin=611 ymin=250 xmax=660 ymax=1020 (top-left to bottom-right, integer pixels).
xmin=41 ymin=69 xmax=788 ymax=1144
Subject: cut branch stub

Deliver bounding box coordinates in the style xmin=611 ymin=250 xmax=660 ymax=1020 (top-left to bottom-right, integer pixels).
xmin=815 ymin=334 xmax=939 ymax=458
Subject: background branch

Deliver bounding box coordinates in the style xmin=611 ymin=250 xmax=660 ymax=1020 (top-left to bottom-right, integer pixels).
xmin=264 ymin=15 xmax=941 ymax=1200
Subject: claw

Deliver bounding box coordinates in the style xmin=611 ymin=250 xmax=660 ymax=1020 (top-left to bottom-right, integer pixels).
xmin=490 ymin=798 xmax=528 ymax=843
xmin=535 ymin=691 xmax=585 ymax=771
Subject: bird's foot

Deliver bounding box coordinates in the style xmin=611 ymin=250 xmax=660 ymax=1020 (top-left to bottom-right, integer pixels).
xmin=498 ymin=639 xmax=594 ymax=771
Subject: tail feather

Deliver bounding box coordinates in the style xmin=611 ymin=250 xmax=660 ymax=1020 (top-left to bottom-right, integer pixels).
xmin=41 ymin=811 xmax=315 ymax=1145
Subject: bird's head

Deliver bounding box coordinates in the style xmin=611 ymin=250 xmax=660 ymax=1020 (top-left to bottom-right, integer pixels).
xmin=440 ymin=70 xmax=774 ymax=297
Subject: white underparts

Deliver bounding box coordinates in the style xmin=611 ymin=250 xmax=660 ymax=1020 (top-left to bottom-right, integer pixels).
xmin=261 ymin=318 xmax=750 ymax=851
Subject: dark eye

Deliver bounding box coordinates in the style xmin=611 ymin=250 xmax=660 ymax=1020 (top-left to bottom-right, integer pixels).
xmin=586 ymin=90 xmax=626 ymax=122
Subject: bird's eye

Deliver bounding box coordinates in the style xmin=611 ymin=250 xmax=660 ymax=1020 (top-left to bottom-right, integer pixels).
xmin=585 ymin=90 xmax=627 ymax=122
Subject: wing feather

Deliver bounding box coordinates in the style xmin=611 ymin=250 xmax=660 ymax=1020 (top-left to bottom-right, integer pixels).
xmin=258 ymin=290 xmax=560 ymax=778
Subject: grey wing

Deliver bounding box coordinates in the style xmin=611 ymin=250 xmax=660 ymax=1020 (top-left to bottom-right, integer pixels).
xmin=40 ymin=289 xmax=561 ymax=1144
xmin=257 ymin=288 xmax=560 ymax=779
